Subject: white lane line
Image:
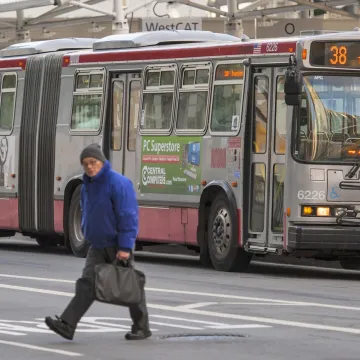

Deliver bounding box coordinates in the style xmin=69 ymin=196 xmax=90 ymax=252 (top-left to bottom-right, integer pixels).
xmin=1 ymin=283 xmax=360 ymax=335
xmin=0 ymin=284 xmax=72 ymax=297
xmin=0 ymin=273 xmax=359 ymax=312
xmin=151 ymin=316 xmax=271 ymax=329
xmin=206 ymin=325 xmax=271 ymax=329
xmin=0 ymin=339 xmax=83 ymax=357
xmin=175 ymin=302 xmax=217 ymax=310
xmin=220 ymin=302 xmax=311 ymax=306
xmin=0 ymin=274 xmax=74 ymax=284
xmin=0 ymin=329 xmax=25 ymax=336
xmin=149 ymin=303 xmax=360 ymax=335
xmin=84 ymin=316 xmax=203 ymax=330
xmin=181 ymin=302 xmax=311 ymax=307
xmin=145 ymin=288 xmax=360 ymax=312
xmin=149 ymin=321 xmax=202 ymax=330
xmin=151 ymin=314 xmax=229 ymax=326
xmin=76 ymin=317 xmax=159 ymax=332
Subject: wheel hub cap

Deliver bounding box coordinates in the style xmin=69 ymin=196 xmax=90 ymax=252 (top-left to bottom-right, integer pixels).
xmin=74 ymin=204 xmax=85 ymax=246
xmin=212 ymin=208 xmax=231 ymax=254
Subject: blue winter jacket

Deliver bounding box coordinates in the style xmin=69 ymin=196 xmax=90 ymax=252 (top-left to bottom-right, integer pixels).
xmin=80 ymin=160 xmax=138 ymax=252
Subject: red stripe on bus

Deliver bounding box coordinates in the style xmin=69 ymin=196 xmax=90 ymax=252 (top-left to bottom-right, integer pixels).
xmin=0 ymin=59 xmax=26 ymax=69
xmin=138 ymin=206 xmax=198 ymax=245
xmin=74 ymin=42 xmax=297 ymax=65
xmin=0 ymin=198 xmax=19 ymax=230
xmin=53 ymin=201 xmax=240 ymax=248
xmin=54 ymin=200 xmax=64 ymax=233
xmin=52 ymin=202 xmax=199 ymax=245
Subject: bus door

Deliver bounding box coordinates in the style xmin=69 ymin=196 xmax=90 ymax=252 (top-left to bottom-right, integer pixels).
xmin=109 ymin=73 xmax=141 ymax=184
xmin=247 ymin=66 xmax=287 ymax=249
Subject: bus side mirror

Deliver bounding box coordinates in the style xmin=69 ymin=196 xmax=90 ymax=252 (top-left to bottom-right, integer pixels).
xmin=284 ymin=69 xmax=302 ymax=106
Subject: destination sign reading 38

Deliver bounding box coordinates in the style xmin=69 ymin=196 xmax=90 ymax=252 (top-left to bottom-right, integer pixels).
xmin=310 ymin=41 xmax=360 ymax=68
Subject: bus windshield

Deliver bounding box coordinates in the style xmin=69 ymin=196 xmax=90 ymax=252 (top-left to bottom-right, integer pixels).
xmin=294 ymin=75 xmax=360 ymax=163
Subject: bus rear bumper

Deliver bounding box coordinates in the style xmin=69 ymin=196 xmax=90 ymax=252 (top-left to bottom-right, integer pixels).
xmin=288 ymin=225 xmax=360 ymax=251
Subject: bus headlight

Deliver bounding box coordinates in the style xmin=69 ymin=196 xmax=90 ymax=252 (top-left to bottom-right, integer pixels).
xmin=301 ymin=206 xmax=349 ymax=217
xmin=316 ymin=207 xmax=330 ymax=216
xmin=301 ymin=206 xmax=331 ymax=217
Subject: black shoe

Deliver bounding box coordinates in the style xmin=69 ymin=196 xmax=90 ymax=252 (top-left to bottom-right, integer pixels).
xmin=45 ymin=316 xmax=75 ymax=341
xmin=125 ymin=329 xmax=152 ymax=340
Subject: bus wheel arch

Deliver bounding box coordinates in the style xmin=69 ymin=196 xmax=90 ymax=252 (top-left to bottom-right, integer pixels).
xmin=198 ymin=181 xmax=252 ymax=272
xmin=64 ymin=179 xmax=89 ymax=258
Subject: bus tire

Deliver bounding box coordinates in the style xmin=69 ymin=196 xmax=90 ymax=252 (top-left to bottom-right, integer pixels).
xmin=207 ymin=192 xmax=251 ymax=272
xmin=199 ymin=240 xmax=212 ymax=267
xmin=68 ymin=185 xmax=89 ymax=258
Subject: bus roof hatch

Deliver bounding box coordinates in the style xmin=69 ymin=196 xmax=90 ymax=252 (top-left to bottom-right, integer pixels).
xmin=92 ymin=30 xmax=242 ymax=51
xmin=0 ymin=38 xmax=97 ymax=58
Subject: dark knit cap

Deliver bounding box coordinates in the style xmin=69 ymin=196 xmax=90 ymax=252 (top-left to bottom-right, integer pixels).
xmin=80 ymin=143 xmax=106 ymax=164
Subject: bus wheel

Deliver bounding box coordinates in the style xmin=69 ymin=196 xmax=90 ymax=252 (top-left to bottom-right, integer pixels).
xmin=199 ymin=240 xmax=211 ymax=268
xmin=340 ymin=258 xmax=360 ymax=270
xmin=68 ymin=186 xmax=89 ymax=258
xmin=207 ymin=193 xmax=251 ymax=272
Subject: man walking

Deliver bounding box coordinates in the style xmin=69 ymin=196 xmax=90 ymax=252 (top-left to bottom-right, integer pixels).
xmin=45 ymin=143 xmax=152 ymax=341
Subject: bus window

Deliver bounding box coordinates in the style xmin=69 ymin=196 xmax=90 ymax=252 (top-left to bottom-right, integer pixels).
xmin=70 ymin=71 xmax=104 ymax=131
xmin=112 ymin=81 xmax=124 ymax=151
xmin=250 ymin=163 xmax=266 ymax=232
xmin=210 ymin=63 xmax=244 ymax=133
xmin=293 ymin=75 xmax=360 ymax=163
xmin=128 ymin=80 xmax=141 ymax=151
xmin=355 ymin=98 xmax=360 ymax=133
xmin=176 ymin=66 xmax=210 ymax=130
xmin=0 ymin=73 xmax=17 ymax=132
xmin=275 ymin=76 xmax=286 ymax=154
xmin=272 ymin=163 xmax=285 ymax=232
xmin=253 ymin=77 xmax=269 ymax=153
xmin=141 ymin=68 xmax=175 ymax=131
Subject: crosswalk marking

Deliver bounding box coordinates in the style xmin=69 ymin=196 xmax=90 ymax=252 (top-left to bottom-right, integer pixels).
xmin=0 ymin=329 xmax=26 ymax=336
xmin=207 ymin=324 xmax=271 ymax=329
xmin=0 ymin=314 xmax=273 ymax=337
xmin=150 ymin=314 xmax=228 ymax=326
xmin=150 ymin=314 xmax=271 ymax=329
xmin=149 ymin=321 xmax=203 ymax=330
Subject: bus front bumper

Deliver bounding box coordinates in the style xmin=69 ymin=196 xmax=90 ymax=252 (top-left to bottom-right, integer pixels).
xmin=288 ymin=225 xmax=360 ymax=251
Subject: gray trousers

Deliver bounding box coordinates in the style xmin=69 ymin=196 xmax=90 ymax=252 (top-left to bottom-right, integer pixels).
xmin=61 ymin=246 xmax=150 ymax=332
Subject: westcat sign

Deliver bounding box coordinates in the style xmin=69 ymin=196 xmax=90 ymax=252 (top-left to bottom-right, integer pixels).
xmin=142 ymin=18 xmax=202 ymax=32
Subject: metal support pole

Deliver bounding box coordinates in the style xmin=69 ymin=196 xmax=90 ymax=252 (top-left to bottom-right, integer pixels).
xmin=16 ymin=10 xmax=30 ymax=43
xmin=113 ymin=0 xmax=129 ymax=34
xmin=26 ymin=0 xmax=105 ymax=25
xmin=225 ymin=0 xmax=243 ymax=37
xmin=68 ymin=0 xmax=114 ymax=16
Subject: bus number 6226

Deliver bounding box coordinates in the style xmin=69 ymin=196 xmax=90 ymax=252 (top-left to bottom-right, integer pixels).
xmin=297 ymin=190 xmax=326 ymax=200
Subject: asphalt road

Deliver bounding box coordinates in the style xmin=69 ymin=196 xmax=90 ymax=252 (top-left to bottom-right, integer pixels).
xmin=1 ymin=238 xmax=360 ymax=360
